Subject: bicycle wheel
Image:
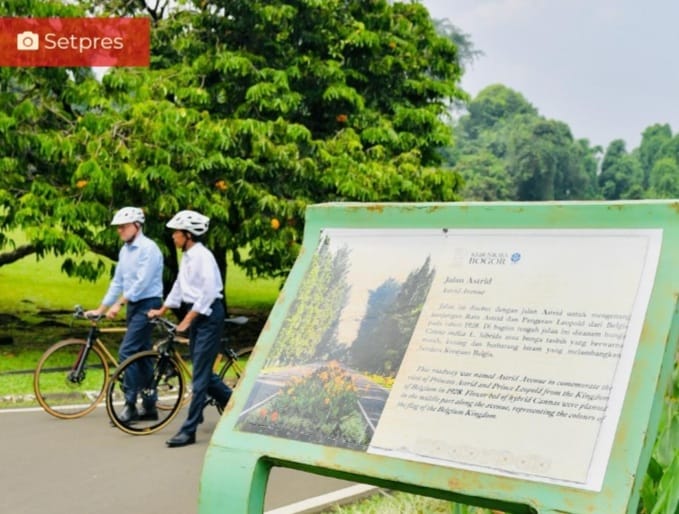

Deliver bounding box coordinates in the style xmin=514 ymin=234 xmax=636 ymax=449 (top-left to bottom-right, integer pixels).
xmin=106 ymin=350 xmax=185 ymax=435
xmin=213 ymin=347 xmax=253 ymax=415
xmin=219 ymin=346 xmax=253 ymax=390
xmin=33 ymin=339 xmax=109 ymax=419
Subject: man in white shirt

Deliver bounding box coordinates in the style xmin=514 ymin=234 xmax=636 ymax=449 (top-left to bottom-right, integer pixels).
xmin=148 ymin=210 xmax=231 ymax=447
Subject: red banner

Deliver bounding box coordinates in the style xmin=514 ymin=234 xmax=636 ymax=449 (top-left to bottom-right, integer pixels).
xmin=0 ymin=17 xmax=150 ymax=67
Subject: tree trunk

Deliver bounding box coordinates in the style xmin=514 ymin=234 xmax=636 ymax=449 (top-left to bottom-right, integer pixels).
xmin=213 ymin=243 xmax=228 ymax=315
xmin=162 ymin=231 xmax=179 ymax=296
xmin=0 ymin=244 xmax=36 ymax=266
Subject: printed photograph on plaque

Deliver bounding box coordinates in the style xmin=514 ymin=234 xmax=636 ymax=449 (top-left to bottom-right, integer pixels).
xmin=234 ymin=228 xmax=661 ymax=491
xmin=235 ymin=229 xmax=437 ymax=450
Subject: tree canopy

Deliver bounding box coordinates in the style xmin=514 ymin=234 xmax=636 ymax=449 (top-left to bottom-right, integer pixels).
xmin=446 ymin=83 xmax=678 ymax=203
xmin=1 ymin=0 xmax=466 ymax=285
xmin=3 ymin=0 xmax=679 ymax=285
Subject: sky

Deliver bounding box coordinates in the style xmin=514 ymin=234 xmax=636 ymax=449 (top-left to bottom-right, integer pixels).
xmin=420 ymin=0 xmax=679 ymax=151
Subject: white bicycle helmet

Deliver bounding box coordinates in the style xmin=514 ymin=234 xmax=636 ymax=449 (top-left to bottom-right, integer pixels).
xmin=111 ymin=207 xmax=145 ymax=225
xmin=166 ymin=210 xmax=209 ymax=236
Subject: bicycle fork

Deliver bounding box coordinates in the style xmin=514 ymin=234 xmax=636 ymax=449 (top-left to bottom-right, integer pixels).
xmin=68 ymin=336 xmax=96 ymax=384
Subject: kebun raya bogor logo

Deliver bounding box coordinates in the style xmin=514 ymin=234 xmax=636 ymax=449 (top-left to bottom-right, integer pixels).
xmin=0 ymin=17 xmax=149 ymax=67
xmin=468 ymin=251 xmax=522 ymax=265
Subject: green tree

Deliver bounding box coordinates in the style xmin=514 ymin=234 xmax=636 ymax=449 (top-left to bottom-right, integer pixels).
xmin=599 ymin=140 xmax=644 ymax=200
xmin=574 ymin=139 xmax=603 ymax=200
xmin=449 ymin=85 xmax=600 ymax=201
xmin=0 ymin=0 xmax=102 ymax=272
xmin=453 ymin=151 xmax=514 ymax=201
xmin=639 ymin=124 xmax=673 ymax=188
xmin=0 ymin=0 xmax=466 ymax=284
xmin=659 ymin=133 xmax=679 ymax=166
xmin=507 ymin=118 xmax=588 ymax=201
xmin=648 ymin=157 xmax=679 ymax=198
xmin=432 ymin=18 xmax=482 ymax=72
xmin=459 ymin=84 xmax=538 ymax=140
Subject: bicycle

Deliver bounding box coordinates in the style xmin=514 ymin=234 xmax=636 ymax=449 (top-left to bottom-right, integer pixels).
xmin=106 ymin=315 xmax=253 ymax=435
xmin=33 ymin=305 xmax=127 ymax=419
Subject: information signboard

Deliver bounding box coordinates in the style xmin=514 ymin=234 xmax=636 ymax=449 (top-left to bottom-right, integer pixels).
xmin=200 ymin=201 xmax=679 ymax=514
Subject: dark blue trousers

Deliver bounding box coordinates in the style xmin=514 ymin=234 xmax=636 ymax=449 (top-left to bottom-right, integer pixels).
xmin=119 ymin=297 xmax=162 ymax=406
xmin=180 ymin=300 xmax=232 ymax=435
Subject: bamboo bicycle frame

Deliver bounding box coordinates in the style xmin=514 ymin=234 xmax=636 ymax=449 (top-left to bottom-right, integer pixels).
xmin=91 ymin=325 xmax=128 ymax=368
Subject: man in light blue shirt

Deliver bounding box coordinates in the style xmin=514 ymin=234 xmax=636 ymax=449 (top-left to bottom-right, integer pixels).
xmin=87 ymin=206 xmax=164 ymax=423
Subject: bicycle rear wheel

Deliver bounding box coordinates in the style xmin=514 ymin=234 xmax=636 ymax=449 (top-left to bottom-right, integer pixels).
xmin=218 ymin=346 xmax=253 ymax=411
xmin=33 ymin=339 xmax=109 ymax=419
xmin=106 ymin=350 xmax=185 ymax=435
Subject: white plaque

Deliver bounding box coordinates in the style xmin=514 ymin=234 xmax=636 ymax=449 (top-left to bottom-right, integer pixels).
xmin=319 ymin=228 xmax=662 ymax=491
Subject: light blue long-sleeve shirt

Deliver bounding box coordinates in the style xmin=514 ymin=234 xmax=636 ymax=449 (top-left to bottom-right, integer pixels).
xmin=102 ymin=232 xmax=164 ymax=306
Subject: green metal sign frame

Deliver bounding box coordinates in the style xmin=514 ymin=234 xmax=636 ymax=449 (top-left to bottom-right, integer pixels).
xmin=199 ymin=201 xmax=679 ymax=514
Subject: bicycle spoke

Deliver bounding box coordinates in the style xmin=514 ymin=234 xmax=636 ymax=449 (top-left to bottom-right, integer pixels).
xmin=34 ymin=339 xmax=108 ymax=419
xmin=107 ymin=351 xmax=185 ymax=435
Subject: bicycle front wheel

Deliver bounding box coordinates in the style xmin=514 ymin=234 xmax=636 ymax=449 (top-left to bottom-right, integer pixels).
xmin=106 ymin=350 xmax=185 ymax=435
xmin=33 ymin=339 xmax=109 ymax=419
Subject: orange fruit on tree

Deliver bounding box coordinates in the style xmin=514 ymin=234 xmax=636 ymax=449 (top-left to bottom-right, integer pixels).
xmin=270 ymin=218 xmax=281 ymax=230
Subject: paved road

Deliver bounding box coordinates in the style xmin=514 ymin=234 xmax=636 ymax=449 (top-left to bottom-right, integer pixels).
xmin=0 ymin=405 xmax=357 ymax=514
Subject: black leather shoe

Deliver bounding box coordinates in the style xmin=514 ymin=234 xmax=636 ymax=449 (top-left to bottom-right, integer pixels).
xmin=216 ymin=392 xmax=231 ymax=414
xmin=138 ymin=405 xmax=158 ymax=421
xmin=119 ymin=403 xmax=138 ymax=424
xmin=166 ymin=431 xmax=195 ymax=448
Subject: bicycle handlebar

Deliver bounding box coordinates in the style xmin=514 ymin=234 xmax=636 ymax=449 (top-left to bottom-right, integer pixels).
xmin=150 ymin=316 xmax=178 ymax=334
xmin=149 ymin=312 xmax=249 ymax=338
xmin=73 ymin=305 xmax=103 ymax=322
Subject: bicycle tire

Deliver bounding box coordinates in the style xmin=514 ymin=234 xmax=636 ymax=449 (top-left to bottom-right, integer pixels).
xmin=33 ymin=338 xmax=109 ymax=419
xmin=106 ymin=350 xmax=185 ymax=435
xmin=219 ymin=346 xmax=253 ymax=391
xmin=171 ymin=345 xmax=254 ymax=410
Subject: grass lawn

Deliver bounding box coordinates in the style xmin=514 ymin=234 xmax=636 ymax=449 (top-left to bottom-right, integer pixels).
xmin=0 ymin=243 xmax=281 ymax=406
xmin=0 ymin=242 xmax=281 ymax=318
xmin=322 ymin=489 xmax=501 ymax=513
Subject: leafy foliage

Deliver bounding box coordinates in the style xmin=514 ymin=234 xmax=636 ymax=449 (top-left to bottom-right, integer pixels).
xmin=453 ymin=151 xmax=514 ymax=201
xmin=1 ymin=2 xmax=677 ymax=510
xmin=0 ymin=0 xmax=465 ymax=283
xmin=446 ymin=83 xmax=679 ymax=204
xmin=639 ymin=363 xmax=679 ymax=514
xmin=639 ymin=124 xmax=673 ymax=188
xmin=449 ymin=85 xmax=597 ymax=201
xmin=648 ymin=157 xmax=679 ymax=198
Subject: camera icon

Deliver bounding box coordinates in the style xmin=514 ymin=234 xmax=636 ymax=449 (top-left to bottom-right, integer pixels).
xmin=17 ymin=31 xmax=40 ymax=51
